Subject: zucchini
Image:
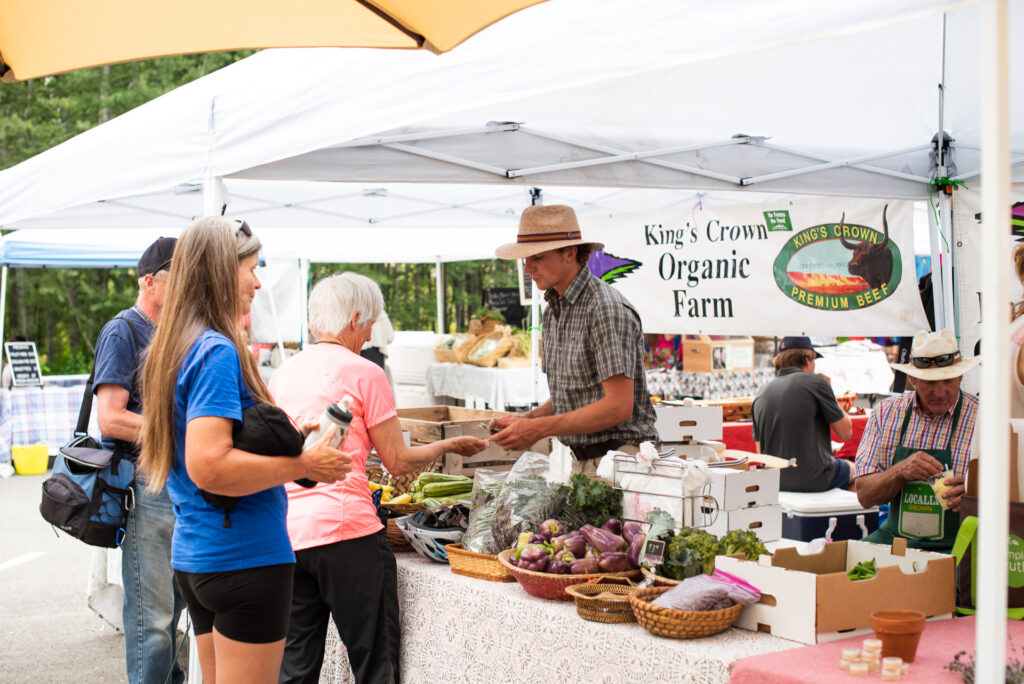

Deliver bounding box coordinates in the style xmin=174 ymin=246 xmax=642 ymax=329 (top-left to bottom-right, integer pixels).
xmin=422 ymin=481 xmax=473 ymax=498
xmin=417 ymin=472 xmax=472 ymax=485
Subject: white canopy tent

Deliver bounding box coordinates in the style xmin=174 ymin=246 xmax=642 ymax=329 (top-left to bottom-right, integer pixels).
xmin=0 ymin=0 xmax=1019 ymax=676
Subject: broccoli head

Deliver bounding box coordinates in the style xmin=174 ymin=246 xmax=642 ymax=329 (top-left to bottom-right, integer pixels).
xmin=679 ymin=527 xmax=720 ymax=575
xmin=720 ymin=529 xmax=769 ymax=561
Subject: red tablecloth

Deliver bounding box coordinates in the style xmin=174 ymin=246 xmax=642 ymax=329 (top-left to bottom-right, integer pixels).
xmin=728 ymin=615 xmax=1024 ymax=683
xmin=721 ymin=413 xmax=869 ymax=461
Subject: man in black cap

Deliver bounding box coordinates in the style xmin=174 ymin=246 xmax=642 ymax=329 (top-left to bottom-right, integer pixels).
xmin=93 ymin=236 xmax=185 ymax=684
xmin=751 ymin=336 xmax=853 ymax=492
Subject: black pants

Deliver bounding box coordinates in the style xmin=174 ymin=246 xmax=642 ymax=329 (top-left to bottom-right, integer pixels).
xmin=278 ymin=531 xmax=399 ymax=684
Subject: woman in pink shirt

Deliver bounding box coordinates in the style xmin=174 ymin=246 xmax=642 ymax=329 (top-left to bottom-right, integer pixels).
xmin=269 ymin=272 xmax=487 ymax=684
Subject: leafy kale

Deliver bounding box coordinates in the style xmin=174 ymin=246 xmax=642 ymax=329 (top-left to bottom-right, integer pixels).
xmin=645 ymin=508 xmax=677 ymax=542
xmin=567 ymin=473 xmax=623 ymax=527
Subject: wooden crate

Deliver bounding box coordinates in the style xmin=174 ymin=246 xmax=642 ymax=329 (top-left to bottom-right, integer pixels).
xmin=396 ymin=406 xmax=551 ymax=477
xmin=681 ymin=335 xmax=754 ymax=373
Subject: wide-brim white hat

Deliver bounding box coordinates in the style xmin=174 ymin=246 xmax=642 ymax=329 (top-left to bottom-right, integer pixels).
xmin=495 ymin=204 xmax=603 ymax=260
xmin=890 ymin=329 xmax=981 ymax=381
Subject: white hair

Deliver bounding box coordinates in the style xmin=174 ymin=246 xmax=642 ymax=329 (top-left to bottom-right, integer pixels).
xmin=308 ymin=272 xmax=386 ymax=339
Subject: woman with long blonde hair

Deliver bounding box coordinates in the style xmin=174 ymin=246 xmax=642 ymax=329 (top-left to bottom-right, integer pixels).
xmin=139 ymin=216 xmax=351 ymax=684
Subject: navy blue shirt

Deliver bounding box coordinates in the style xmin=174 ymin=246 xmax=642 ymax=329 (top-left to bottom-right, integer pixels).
xmin=92 ymin=307 xmax=152 ymax=457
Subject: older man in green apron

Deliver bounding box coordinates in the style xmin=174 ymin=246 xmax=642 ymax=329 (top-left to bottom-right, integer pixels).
xmin=853 ymin=330 xmax=980 ymax=552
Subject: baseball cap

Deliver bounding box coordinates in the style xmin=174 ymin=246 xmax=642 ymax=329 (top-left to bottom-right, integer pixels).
xmin=777 ymin=336 xmax=823 ymax=359
xmin=137 ymin=237 xmax=177 ymax=277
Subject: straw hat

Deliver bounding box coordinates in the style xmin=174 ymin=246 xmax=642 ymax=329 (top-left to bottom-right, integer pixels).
xmin=890 ymin=329 xmax=981 ymax=381
xmin=495 ymin=205 xmax=604 ymax=260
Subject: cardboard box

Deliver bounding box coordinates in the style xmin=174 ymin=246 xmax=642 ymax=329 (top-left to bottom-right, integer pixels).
xmin=715 ymin=538 xmax=955 ymax=644
xmin=705 ymin=504 xmax=782 ymax=541
xmin=707 ymin=466 xmax=780 ymax=510
xmin=654 ymin=404 xmax=723 ymax=442
xmin=396 ymin=406 xmax=550 ymax=476
xmin=681 ymin=335 xmax=754 ymax=372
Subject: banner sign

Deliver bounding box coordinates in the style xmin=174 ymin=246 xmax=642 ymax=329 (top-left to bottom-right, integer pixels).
xmin=583 ymin=197 xmax=929 ymax=335
xmin=953 ymin=185 xmax=1024 ymax=394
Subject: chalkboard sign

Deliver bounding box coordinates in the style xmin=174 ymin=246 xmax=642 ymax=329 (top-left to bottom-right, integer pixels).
xmin=5 ymin=341 xmax=43 ymax=386
xmin=485 ymin=287 xmax=526 ymax=328
xmin=517 ymin=260 xmax=535 ymax=305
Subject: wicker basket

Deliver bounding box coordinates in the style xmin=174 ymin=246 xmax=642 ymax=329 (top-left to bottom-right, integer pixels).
xmin=564 ymin=582 xmax=637 ymax=623
xmin=366 ymin=459 xmax=440 ymax=496
xmin=628 ymin=586 xmax=742 ymax=639
xmin=445 ymin=543 xmax=514 ymax=582
xmin=382 ymin=501 xmax=425 ymax=516
xmin=641 ymin=566 xmax=681 ymax=587
xmin=385 ymin=518 xmax=414 ymax=553
xmin=496 ymin=549 xmax=642 ymax=601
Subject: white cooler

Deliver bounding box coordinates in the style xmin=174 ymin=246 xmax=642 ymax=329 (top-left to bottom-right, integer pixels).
xmin=778 ymin=488 xmax=879 ymax=542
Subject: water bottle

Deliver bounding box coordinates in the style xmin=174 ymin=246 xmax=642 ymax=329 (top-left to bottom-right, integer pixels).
xmin=304 ymin=395 xmax=354 ymax=451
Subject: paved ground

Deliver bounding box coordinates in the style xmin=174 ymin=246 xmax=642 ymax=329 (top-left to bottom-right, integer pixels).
xmin=0 ymin=472 xmax=127 ymax=683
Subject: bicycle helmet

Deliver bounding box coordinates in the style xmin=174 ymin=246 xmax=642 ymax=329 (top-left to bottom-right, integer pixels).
xmin=395 ymin=509 xmax=466 ymax=563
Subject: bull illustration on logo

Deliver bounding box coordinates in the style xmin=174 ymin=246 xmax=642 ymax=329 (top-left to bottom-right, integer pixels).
xmin=838 ymin=204 xmax=893 ymax=289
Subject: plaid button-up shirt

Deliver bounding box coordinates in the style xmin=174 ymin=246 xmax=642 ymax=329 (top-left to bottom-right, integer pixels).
xmin=541 ymin=266 xmax=657 ymax=450
xmin=853 ymin=390 xmax=978 ymax=479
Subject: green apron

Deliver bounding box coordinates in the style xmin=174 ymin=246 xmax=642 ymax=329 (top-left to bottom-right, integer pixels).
xmin=863 ymin=393 xmax=963 ymax=551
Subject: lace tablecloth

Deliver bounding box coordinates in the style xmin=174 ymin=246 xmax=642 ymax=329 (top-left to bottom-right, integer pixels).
xmin=321 ymin=554 xmax=800 ymax=684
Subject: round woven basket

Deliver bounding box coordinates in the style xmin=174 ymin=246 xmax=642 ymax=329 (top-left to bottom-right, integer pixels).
xmin=641 ymin=566 xmax=681 ymax=587
xmin=497 ymin=549 xmax=642 ymax=601
xmin=564 ymin=582 xmax=637 ymax=623
xmin=382 ymin=501 xmax=425 ymax=516
xmin=628 ymin=586 xmax=742 ymax=639
xmin=445 ymin=543 xmax=514 ymax=582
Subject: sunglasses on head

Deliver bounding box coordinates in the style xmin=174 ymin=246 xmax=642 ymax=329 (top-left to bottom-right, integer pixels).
xmin=235 ymin=219 xmax=252 ymax=237
xmin=910 ymin=352 xmax=960 ymax=369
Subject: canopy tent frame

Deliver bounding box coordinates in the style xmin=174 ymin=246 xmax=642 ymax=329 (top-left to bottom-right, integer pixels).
xmin=0 ymin=0 xmax=1018 ymax=676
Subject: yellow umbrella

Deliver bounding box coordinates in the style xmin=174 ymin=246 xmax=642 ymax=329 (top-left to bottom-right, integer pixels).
xmin=0 ymin=0 xmax=545 ymax=82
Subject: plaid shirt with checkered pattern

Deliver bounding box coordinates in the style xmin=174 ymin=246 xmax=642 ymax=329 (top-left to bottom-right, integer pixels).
xmin=853 ymin=390 xmax=978 ymax=479
xmin=541 ymin=266 xmax=657 ymax=450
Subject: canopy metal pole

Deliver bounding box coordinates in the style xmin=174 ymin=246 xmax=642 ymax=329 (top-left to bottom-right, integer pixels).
xmin=299 ymin=258 xmax=311 ymax=348
xmin=530 ymin=297 xmax=540 ymax=406
xmin=927 ymin=208 xmax=946 ymax=330
xmin=976 ymin=0 xmax=1011 ymax=680
xmin=0 ymin=265 xmax=8 ymax=364
xmin=435 ymin=258 xmax=445 ymax=334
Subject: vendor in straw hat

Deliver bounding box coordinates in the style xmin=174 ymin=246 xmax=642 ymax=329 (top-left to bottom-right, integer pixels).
xmin=488 ymin=205 xmax=658 ymax=474
xmin=853 ymin=329 xmax=980 ymax=552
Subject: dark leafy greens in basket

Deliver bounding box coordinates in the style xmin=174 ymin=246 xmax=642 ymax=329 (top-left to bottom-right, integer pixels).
xmin=566 ymin=473 xmax=624 ymax=528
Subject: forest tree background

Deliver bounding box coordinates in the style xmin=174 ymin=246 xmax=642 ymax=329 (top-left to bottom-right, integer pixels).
xmin=0 ymin=52 xmax=517 ymax=373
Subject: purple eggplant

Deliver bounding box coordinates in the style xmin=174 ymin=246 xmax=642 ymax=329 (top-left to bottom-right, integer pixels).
xmin=549 ymin=534 xmax=567 ymax=553
xmin=601 ymin=518 xmax=623 ymax=536
xmin=557 ymin=550 xmax=576 ymax=564
xmin=597 ymin=551 xmax=631 ymax=573
xmin=586 ymin=545 xmax=601 ymax=558
xmin=626 ymin=533 xmax=645 ymax=568
xmin=563 ymin=533 xmax=586 ymax=558
xmin=546 ymin=559 xmax=570 ymax=574
xmin=622 ymin=521 xmax=643 ymax=544
xmin=529 ymin=533 xmax=546 ymax=545
xmin=581 ymin=525 xmax=627 ymax=554
xmin=569 ymin=556 xmax=600 ymax=575
xmin=539 ymin=518 xmax=565 ymax=540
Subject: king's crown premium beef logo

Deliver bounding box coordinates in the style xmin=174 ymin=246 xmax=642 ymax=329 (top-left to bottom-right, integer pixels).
xmin=773 ymin=205 xmax=902 ymax=311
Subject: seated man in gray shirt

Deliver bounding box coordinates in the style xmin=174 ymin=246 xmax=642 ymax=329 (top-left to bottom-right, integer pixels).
xmin=752 ymin=336 xmax=853 ymax=492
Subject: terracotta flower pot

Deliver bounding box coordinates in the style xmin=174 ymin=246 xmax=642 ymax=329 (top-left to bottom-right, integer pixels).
xmin=870 ymin=610 xmax=927 ymax=663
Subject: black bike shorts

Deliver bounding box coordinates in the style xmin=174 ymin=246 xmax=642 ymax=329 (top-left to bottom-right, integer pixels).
xmin=175 ymin=563 xmax=294 ymax=643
